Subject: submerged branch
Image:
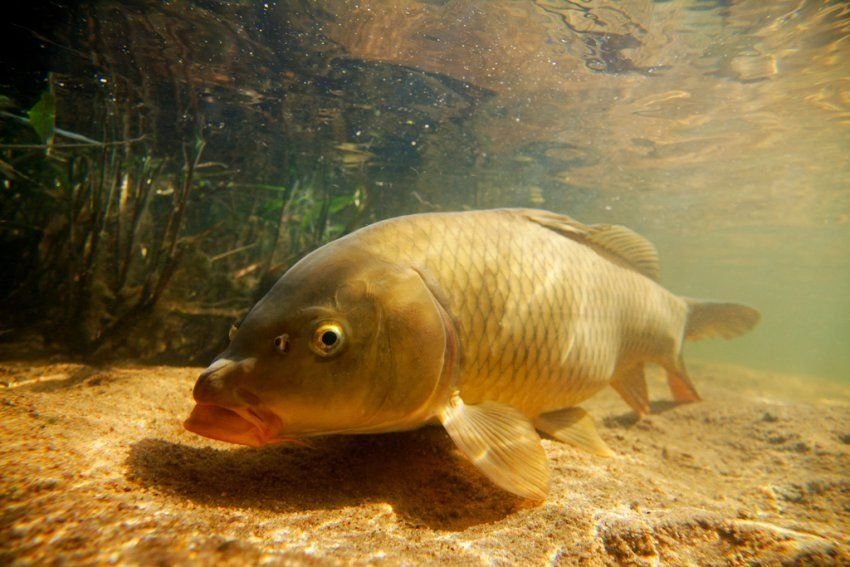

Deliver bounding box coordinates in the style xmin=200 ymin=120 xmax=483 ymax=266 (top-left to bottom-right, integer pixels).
xmin=0 ymin=136 xmax=147 ymax=149
xmin=149 ymin=139 xmax=205 ymax=305
xmin=209 ymin=243 xmax=259 ymax=263
xmin=0 ymin=110 xmax=147 ymax=147
xmin=89 ymin=138 xmax=206 ymax=356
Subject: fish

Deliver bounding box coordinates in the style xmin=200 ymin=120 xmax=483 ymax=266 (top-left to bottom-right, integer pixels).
xmin=333 ymin=142 xmax=375 ymax=169
xmin=184 ymin=208 xmax=759 ymax=500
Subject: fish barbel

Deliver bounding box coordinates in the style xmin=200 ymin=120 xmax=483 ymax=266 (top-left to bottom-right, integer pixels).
xmin=185 ymin=209 xmax=759 ymax=499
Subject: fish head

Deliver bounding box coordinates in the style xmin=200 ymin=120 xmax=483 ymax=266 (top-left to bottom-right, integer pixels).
xmin=184 ymin=243 xmax=452 ymax=446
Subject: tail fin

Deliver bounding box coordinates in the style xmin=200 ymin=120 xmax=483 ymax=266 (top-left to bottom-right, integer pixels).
xmin=684 ymin=299 xmax=760 ymax=341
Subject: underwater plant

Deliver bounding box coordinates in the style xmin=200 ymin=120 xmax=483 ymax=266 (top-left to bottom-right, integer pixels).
xmin=0 ymin=0 xmax=481 ymax=360
xmin=0 ymin=78 xmax=366 ymax=359
xmin=1 ymin=77 xmax=204 ymax=353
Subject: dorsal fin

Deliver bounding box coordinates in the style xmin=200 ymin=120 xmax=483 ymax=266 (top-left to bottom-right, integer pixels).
xmin=522 ymin=210 xmax=661 ymax=281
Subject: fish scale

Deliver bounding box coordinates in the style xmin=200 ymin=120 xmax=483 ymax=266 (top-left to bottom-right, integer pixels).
xmin=351 ymin=209 xmax=673 ymax=416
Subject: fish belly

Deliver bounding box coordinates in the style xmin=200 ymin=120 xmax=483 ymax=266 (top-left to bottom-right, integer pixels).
xmin=358 ymin=209 xmax=686 ymax=417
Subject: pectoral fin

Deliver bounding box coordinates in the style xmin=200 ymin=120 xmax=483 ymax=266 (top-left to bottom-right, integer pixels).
xmin=439 ymin=393 xmax=550 ymax=500
xmin=534 ymin=407 xmax=614 ymax=457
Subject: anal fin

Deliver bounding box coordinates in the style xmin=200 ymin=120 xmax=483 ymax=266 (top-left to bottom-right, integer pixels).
xmin=611 ymin=365 xmax=650 ymax=418
xmin=439 ymin=393 xmax=550 ymax=500
xmin=666 ymin=355 xmax=701 ymax=403
xmin=534 ymin=407 xmax=614 ymax=457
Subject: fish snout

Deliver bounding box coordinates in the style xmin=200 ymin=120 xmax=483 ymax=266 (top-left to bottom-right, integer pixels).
xmin=186 ymin=356 xmax=283 ymax=447
xmin=193 ymin=357 xmax=257 ymax=404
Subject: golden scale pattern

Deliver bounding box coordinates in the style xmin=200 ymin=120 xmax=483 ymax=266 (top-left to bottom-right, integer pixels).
xmin=358 ymin=210 xmax=683 ymax=417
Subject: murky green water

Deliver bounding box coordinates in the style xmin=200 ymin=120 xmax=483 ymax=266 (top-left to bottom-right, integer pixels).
xmin=657 ymin=225 xmax=850 ymax=382
xmin=1 ymin=0 xmax=848 ymax=382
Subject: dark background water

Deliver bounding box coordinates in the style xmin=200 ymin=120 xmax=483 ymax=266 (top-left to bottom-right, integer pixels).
xmin=1 ymin=0 xmax=848 ymax=382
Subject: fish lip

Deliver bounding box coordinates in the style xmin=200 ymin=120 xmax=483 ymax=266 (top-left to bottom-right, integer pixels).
xmin=183 ymin=402 xmax=284 ymax=447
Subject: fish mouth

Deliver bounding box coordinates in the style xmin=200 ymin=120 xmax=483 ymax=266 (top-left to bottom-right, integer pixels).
xmin=183 ymin=403 xmax=287 ymax=447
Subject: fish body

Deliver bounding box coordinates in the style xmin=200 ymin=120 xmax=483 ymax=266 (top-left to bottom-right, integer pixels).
xmin=354 ymin=210 xmax=681 ymax=413
xmin=185 ymin=209 xmax=759 ymax=499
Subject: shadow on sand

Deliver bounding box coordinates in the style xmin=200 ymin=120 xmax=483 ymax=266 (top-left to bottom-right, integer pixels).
xmin=126 ymin=428 xmax=525 ymax=531
xmin=602 ymin=400 xmax=684 ymax=428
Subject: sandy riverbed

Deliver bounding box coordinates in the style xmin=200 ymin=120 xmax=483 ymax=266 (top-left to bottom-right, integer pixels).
xmin=1 ymin=358 xmax=848 ymax=564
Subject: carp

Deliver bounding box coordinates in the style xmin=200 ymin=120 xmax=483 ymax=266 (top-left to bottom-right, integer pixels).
xmin=185 ymin=209 xmax=759 ymax=499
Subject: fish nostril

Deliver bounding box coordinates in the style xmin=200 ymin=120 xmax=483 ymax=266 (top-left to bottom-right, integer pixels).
xmin=236 ymin=387 xmax=261 ymax=406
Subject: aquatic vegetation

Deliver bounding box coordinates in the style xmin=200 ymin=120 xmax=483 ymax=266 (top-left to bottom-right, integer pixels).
xmin=1 ymin=0 xmax=489 ymax=359
xmin=0 ymin=79 xmax=366 ymax=358
xmin=1 ymin=79 xmax=203 ymax=353
xmin=25 ymin=89 xmax=55 ymax=145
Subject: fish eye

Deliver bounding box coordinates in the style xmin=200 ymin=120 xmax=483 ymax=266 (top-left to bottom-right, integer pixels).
xmin=274 ymin=334 xmax=290 ymax=354
xmin=310 ymin=322 xmax=344 ymax=357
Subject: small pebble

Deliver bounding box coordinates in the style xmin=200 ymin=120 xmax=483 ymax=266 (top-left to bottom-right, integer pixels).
xmin=766 ymin=433 xmax=788 ymax=444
